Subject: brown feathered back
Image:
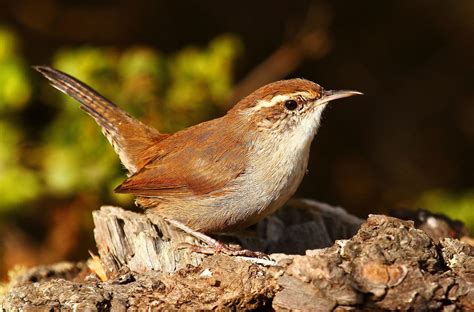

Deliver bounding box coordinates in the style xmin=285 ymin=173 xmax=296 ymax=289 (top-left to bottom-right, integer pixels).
xmin=115 ymin=117 xmax=250 ymax=197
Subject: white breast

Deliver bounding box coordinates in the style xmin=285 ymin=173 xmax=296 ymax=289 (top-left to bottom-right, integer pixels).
xmin=224 ymin=105 xmax=326 ymax=225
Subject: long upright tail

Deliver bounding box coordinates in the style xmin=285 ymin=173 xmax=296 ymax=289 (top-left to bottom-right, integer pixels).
xmin=34 ymin=66 xmax=168 ymax=174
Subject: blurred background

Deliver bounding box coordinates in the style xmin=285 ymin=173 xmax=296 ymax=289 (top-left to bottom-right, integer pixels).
xmin=0 ymin=0 xmax=473 ymax=277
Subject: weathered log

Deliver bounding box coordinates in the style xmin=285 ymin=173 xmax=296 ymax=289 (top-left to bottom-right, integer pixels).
xmin=1 ymin=201 xmax=473 ymax=311
xmin=92 ymin=199 xmax=363 ymax=276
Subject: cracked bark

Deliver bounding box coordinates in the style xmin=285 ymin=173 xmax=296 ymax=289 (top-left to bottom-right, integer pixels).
xmin=1 ymin=199 xmax=473 ymax=311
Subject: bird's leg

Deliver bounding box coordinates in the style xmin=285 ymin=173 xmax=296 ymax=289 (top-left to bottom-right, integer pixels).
xmin=166 ymin=218 xmax=268 ymax=258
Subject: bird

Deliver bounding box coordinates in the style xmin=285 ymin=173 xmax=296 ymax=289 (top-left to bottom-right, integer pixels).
xmin=34 ymin=65 xmax=361 ymax=256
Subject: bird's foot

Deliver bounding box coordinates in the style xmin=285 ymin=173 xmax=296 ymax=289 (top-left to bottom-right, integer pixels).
xmin=166 ymin=218 xmax=268 ymax=259
xmin=185 ymin=241 xmax=269 ymax=259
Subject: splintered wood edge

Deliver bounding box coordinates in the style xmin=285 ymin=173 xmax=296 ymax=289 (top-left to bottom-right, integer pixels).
xmin=92 ymin=206 xmax=205 ymax=276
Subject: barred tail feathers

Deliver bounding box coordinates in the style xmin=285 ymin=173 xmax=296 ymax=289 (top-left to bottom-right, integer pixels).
xmin=34 ymin=66 xmax=168 ymax=173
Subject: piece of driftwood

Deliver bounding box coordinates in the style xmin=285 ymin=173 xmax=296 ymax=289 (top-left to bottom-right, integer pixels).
xmin=1 ymin=201 xmax=473 ymax=310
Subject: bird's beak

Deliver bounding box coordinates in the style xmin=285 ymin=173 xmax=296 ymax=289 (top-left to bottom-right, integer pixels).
xmin=316 ymin=89 xmax=363 ymax=105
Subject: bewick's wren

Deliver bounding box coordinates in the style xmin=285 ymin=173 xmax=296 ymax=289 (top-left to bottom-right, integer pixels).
xmin=35 ymin=66 xmax=361 ymax=255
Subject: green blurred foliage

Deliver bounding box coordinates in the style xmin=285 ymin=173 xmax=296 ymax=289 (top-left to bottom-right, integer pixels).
xmin=0 ymin=26 xmax=39 ymax=211
xmin=418 ymin=190 xmax=474 ymax=233
xmin=0 ymin=26 xmax=31 ymax=112
xmin=0 ymin=24 xmax=473 ymax=236
xmin=0 ymin=121 xmax=40 ymax=209
xmin=0 ymin=27 xmax=241 ymax=211
xmin=165 ymin=36 xmax=241 ymax=129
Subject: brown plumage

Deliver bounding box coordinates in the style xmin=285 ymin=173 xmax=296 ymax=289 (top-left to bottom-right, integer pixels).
xmin=35 ymin=66 xmax=360 ymax=234
xmin=229 ymin=78 xmax=321 ymax=111
xmin=115 ymin=119 xmax=250 ymax=197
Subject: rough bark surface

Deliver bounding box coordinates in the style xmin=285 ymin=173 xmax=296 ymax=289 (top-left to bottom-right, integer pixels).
xmin=92 ymin=199 xmax=363 ymax=277
xmin=1 ymin=200 xmax=473 ymax=311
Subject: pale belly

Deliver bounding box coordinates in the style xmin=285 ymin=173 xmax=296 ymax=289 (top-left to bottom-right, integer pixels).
xmin=141 ymin=131 xmax=315 ymax=233
xmin=226 ymin=145 xmax=310 ymax=229
xmin=191 ymin=140 xmax=312 ymax=232
xmin=140 ymin=144 xmax=311 ymax=233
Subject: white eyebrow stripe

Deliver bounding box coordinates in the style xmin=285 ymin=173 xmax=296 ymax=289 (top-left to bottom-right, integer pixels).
xmin=252 ymin=92 xmax=309 ymax=111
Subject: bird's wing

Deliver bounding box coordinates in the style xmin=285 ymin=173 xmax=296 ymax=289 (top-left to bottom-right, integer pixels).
xmin=115 ymin=121 xmax=249 ymax=197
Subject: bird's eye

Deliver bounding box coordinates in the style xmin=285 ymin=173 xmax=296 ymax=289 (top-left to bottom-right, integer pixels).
xmin=284 ymin=100 xmax=298 ymax=111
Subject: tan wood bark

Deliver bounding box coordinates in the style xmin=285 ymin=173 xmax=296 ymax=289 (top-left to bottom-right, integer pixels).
xmin=1 ymin=200 xmax=473 ymax=311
